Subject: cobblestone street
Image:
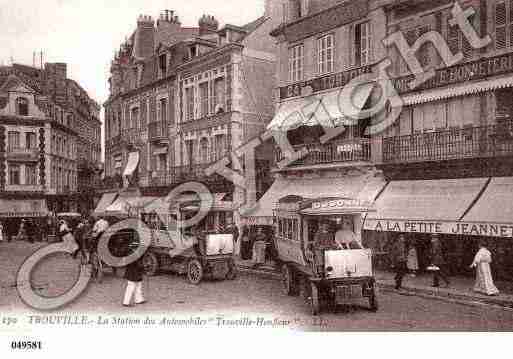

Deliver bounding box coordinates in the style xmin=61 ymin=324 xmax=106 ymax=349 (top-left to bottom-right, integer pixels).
xmin=2 ymin=242 xmax=513 ymax=331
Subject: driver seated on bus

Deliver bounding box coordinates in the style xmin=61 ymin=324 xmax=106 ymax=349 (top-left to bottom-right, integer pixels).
xmin=335 ymin=217 xmax=361 ymax=250
xmin=312 ymin=221 xmax=336 ymax=276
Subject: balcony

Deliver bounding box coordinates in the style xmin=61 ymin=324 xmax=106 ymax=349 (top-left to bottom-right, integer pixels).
xmin=106 ymin=129 xmax=146 ymax=149
xmin=139 ymin=164 xmax=227 ymax=187
xmin=148 ymin=121 xmax=169 ymax=142
xmin=382 ymin=121 xmax=513 ymax=164
xmin=275 ymin=138 xmax=371 ymax=169
xmin=6 ymin=147 xmax=39 ymax=162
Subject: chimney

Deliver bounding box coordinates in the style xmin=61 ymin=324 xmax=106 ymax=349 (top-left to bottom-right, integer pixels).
xmin=198 ymin=15 xmax=219 ymax=36
xmin=135 ymin=14 xmax=155 ymax=59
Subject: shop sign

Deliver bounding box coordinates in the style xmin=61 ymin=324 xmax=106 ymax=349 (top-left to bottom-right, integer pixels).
xmin=364 ymin=219 xmax=513 ymax=238
xmin=0 ymin=212 xmax=46 ymax=218
xmin=394 ymin=51 xmax=513 ymax=94
xmin=311 ymin=198 xmax=371 ymax=210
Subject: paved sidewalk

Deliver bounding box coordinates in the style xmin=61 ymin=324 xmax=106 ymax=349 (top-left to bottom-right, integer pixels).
xmin=236 ymin=259 xmax=513 ymax=309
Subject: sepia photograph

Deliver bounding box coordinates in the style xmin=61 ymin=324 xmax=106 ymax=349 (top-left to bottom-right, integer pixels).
xmin=0 ymin=0 xmax=512 ymax=356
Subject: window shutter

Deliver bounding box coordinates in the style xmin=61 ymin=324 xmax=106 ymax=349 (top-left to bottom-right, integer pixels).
xmin=510 ymin=0 xmax=513 ymax=47
xmin=367 ymin=22 xmax=373 ymax=62
xmin=418 ymin=26 xmax=430 ymax=67
xmin=447 ymin=19 xmax=460 ymax=54
xmin=496 ymin=1 xmax=507 ymax=50
xmin=348 ymin=24 xmax=355 ymax=67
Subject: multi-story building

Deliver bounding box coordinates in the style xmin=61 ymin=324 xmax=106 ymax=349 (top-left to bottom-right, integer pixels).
xmin=247 ymin=0 xmax=513 ymax=280
xmin=103 ymin=3 xmax=283 ymax=232
xmin=0 ymin=63 xmax=101 ymax=238
xmin=246 ymin=0 xmax=388 ymax=228
xmin=363 ymin=0 xmax=513 ymax=280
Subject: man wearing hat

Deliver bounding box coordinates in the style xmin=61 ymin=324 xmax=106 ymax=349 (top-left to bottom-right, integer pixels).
xmin=430 ymin=234 xmax=450 ymax=287
xmin=312 ymin=222 xmax=336 ymax=276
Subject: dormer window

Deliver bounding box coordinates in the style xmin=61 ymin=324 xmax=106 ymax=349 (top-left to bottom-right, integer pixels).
xmin=190 ymin=45 xmax=197 ymax=59
xmin=16 ymin=97 xmax=29 ymax=116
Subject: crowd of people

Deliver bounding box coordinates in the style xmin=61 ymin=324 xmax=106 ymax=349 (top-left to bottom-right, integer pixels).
xmin=392 ymin=233 xmax=500 ymax=296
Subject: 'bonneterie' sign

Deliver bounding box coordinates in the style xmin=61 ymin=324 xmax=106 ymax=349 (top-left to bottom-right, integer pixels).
xmin=364 ymin=219 xmax=513 ymax=238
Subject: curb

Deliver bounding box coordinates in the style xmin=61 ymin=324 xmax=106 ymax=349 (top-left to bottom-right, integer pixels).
xmin=378 ymin=282 xmax=513 ymax=310
xmin=237 ymin=264 xmax=513 ymax=310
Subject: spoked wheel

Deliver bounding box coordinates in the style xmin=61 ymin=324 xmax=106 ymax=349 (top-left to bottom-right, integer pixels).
xmin=90 ymin=252 xmax=103 ymax=284
xmin=281 ymin=264 xmax=299 ymax=296
xmin=225 ymin=259 xmax=237 ymax=280
xmin=310 ymin=282 xmax=320 ymax=316
xmin=369 ymin=285 xmax=379 ymax=312
xmin=187 ymin=259 xmax=203 ymax=285
xmin=142 ymin=251 xmax=159 ymax=276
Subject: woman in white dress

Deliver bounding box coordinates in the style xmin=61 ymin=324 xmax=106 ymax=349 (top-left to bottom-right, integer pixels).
xmin=470 ymin=241 xmax=499 ymax=296
xmin=0 ymin=221 xmax=3 ymax=242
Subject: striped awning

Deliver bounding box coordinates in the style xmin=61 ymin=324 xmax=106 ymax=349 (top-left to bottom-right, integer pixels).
xmin=402 ymin=74 xmax=513 ymax=106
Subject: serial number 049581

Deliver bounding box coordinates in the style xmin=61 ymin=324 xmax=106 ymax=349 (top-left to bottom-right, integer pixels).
xmin=11 ymin=341 xmax=42 ymax=350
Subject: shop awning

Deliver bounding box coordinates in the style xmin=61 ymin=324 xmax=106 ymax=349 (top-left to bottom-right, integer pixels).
xmin=402 ymin=74 xmax=513 ymax=106
xmin=93 ymin=192 xmax=118 ymax=214
xmin=123 ymin=151 xmax=140 ymax=177
xmin=364 ymin=178 xmax=488 ymax=233
xmin=243 ymin=173 xmax=386 ymax=225
xmin=463 ymin=177 xmax=513 ymax=224
xmin=267 ymin=85 xmax=373 ymax=131
xmin=0 ymin=199 xmax=48 ymax=217
xmin=105 ymin=196 xmax=157 ymax=215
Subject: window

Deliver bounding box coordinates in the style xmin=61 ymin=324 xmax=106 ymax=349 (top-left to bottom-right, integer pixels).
xmin=318 ymin=34 xmax=334 ymax=74
xmin=447 ymin=18 xmax=473 ymax=59
xmin=8 ymin=131 xmax=20 ymax=150
xmin=16 ymin=97 xmax=29 ymax=116
xmin=185 ymin=87 xmax=195 ymax=121
xmin=213 ymin=78 xmax=226 ymax=113
xmin=495 ymin=1 xmax=511 ymax=50
xmin=199 ymin=82 xmax=209 ymax=117
xmin=158 ymin=154 xmax=167 ymax=171
xmin=26 ymin=132 xmax=36 ymax=149
xmin=289 ymin=44 xmax=304 ymax=82
xmin=214 ymin=134 xmax=226 ymax=160
xmin=9 ymin=164 xmax=20 ymax=185
xmin=160 ymin=98 xmax=167 ymax=123
xmin=131 ymin=107 xmax=139 ymax=129
xmin=25 ymin=165 xmax=37 ymax=185
xmin=200 ymin=138 xmax=209 ymax=163
xmin=354 ymin=22 xmax=371 ymax=66
xmin=159 ymin=54 xmax=167 ymax=78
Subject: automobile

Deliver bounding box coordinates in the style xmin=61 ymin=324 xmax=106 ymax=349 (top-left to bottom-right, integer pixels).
xmin=139 ymin=197 xmax=237 ymax=284
xmin=273 ymin=195 xmax=378 ymax=315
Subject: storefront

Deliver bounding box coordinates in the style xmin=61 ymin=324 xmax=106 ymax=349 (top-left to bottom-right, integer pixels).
xmin=0 ymin=198 xmax=49 ymax=240
xmin=363 ymin=177 xmax=513 ymax=279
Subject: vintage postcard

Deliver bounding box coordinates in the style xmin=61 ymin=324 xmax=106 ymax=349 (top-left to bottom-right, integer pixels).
xmin=0 ymin=0 xmax=512 ymax=356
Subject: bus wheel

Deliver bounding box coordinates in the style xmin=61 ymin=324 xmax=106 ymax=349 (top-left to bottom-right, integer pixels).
xmin=369 ymin=285 xmax=379 ymax=312
xmin=281 ymin=264 xmax=299 ymax=296
xmin=187 ymin=259 xmax=203 ymax=285
xmin=142 ymin=251 xmax=159 ymax=277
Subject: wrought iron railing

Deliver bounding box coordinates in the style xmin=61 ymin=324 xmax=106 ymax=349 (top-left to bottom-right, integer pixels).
xmin=148 ymin=121 xmax=168 ymax=140
xmin=382 ymin=121 xmax=513 ymax=164
xmin=275 ymin=138 xmax=371 ymax=167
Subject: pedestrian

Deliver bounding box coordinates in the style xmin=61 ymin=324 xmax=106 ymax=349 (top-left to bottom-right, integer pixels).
xmin=240 ymin=226 xmax=251 ymax=260
xmin=393 ymin=234 xmax=408 ymax=290
xmin=407 ymin=238 xmax=419 ymax=277
xmin=123 ymin=255 xmax=146 ymax=307
xmin=59 ymin=220 xmax=79 ymax=254
xmin=0 ymin=221 xmax=4 ymax=242
xmin=470 ymin=239 xmax=499 ymax=296
xmin=252 ymin=227 xmax=267 ymax=266
xmin=73 ymin=218 xmax=90 ymax=263
xmin=429 ymin=234 xmax=450 ymax=288
xmin=17 ymin=219 xmax=27 ymax=241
